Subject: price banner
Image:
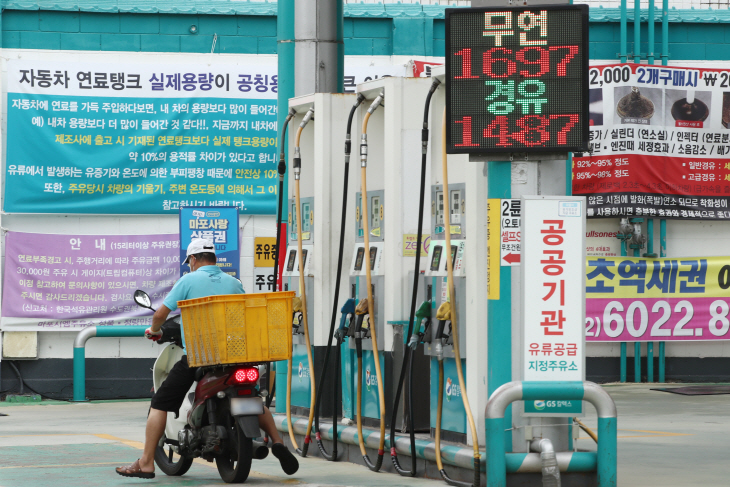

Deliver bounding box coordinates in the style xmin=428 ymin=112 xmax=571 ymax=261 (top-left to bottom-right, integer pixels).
xmin=445 ymin=5 xmax=589 ymax=154
xmin=586 ymin=256 xmax=730 ymax=341
xmin=574 ymin=62 xmax=730 ymax=220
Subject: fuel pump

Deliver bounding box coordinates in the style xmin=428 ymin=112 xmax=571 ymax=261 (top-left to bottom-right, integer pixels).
xmin=311 ymin=94 xmax=366 ymax=461
xmin=390 ymin=78 xmax=440 ymax=477
xmin=283 ymin=107 xmax=317 ymax=454
xmin=268 ymin=108 xmax=296 ymax=410
xmin=353 ymin=93 xmax=387 ymax=472
xmin=432 ymin=109 xmax=479 ymax=487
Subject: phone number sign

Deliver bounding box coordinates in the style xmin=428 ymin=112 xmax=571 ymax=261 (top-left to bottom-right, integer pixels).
xmin=445 ymin=5 xmax=589 ymax=154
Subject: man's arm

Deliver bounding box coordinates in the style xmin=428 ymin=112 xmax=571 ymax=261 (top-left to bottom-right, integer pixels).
xmin=151 ymin=305 xmax=172 ymax=332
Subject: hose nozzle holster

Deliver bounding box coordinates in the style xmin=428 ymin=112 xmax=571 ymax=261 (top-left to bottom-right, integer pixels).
xmin=409 ymin=300 xmax=432 ymax=349
xmin=355 ymin=298 xmax=371 ymax=339
xmin=292 ymin=296 xmax=304 ymax=335
xmin=336 ymin=298 xmax=357 ymax=340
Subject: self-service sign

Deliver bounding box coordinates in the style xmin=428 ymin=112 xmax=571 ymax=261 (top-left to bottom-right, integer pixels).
xmin=521 ymin=196 xmax=585 ymax=416
xmin=445 ymin=5 xmax=589 ymax=154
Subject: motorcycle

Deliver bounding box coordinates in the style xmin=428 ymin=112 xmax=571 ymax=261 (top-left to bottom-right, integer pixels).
xmin=134 ymin=290 xmax=269 ymax=484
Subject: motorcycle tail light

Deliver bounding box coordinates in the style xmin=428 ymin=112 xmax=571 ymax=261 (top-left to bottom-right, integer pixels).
xmin=227 ymin=367 xmax=259 ymax=385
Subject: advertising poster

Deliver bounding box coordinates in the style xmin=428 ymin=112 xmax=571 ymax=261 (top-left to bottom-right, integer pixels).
xmin=179 ymin=207 xmax=239 ymax=279
xmin=574 ymin=63 xmax=730 ymax=220
xmin=5 ymin=59 xmax=278 ymax=215
xmin=1 ymin=232 xmax=179 ymax=331
xmin=586 ymin=256 xmax=730 ymax=342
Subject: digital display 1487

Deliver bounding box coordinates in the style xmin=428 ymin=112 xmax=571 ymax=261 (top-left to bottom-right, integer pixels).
xmin=446 ymin=5 xmax=589 ymax=154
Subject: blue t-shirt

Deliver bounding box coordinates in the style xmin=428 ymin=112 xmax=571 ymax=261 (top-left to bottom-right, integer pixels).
xmin=163 ymin=265 xmax=245 ymax=350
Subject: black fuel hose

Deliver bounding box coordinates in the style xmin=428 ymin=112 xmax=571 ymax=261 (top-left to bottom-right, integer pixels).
xmin=310 ymin=94 xmax=366 ymax=460
xmin=267 ymin=108 xmax=296 ymax=410
xmin=390 ymin=78 xmax=440 ymax=477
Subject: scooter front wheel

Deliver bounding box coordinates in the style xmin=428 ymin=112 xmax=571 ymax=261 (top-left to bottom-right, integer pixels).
xmin=216 ymin=414 xmax=253 ymax=483
xmin=154 ymin=435 xmax=194 ymax=476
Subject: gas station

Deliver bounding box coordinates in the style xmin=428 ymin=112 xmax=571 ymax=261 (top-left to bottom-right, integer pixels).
xmin=3 ymin=0 xmax=730 ymax=486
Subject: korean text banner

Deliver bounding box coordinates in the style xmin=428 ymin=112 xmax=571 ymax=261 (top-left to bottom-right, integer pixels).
xmin=1 ymin=231 xmax=179 ymax=331
xmin=5 ymin=60 xmax=277 ymax=214
xmin=179 ymin=207 xmax=239 ymax=279
xmin=574 ymin=63 xmax=730 ymax=220
xmin=586 ymin=256 xmax=730 ymax=342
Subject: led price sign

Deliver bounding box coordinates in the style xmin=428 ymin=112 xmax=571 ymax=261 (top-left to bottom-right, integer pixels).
xmin=445 ymin=5 xmax=589 ymax=154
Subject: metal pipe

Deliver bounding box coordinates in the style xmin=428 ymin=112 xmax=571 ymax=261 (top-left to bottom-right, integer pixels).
xmin=648 ymin=0 xmax=655 ymax=65
xmin=531 ymin=438 xmax=561 ymax=487
xmin=647 ymin=342 xmax=654 ymax=382
xmin=659 ymin=218 xmax=667 ymax=382
xmin=73 ymin=326 xmax=147 ymax=401
xmin=620 ymin=237 xmax=627 ymax=383
xmin=620 ymin=0 xmax=628 ymax=63
xmin=275 ymin=414 xmax=599 ymax=473
xmin=633 ymin=0 xmax=641 ymax=64
xmin=486 ymin=381 xmax=617 ymax=487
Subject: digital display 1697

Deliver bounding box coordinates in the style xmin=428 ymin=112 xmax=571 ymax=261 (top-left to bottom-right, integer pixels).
xmin=446 ymin=5 xmax=589 ymax=154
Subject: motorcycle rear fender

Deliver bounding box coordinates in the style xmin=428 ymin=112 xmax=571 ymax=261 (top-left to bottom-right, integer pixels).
xmin=236 ymin=416 xmax=262 ymax=439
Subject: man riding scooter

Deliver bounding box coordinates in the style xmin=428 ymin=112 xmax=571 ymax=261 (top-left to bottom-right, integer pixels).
xmin=116 ymin=238 xmax=299 ymax=479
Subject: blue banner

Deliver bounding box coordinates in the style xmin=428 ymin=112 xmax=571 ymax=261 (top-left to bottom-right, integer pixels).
xmin=4 ymin=60 xmax=278 ymax=214
xmin=179 ymin=207 xmax=240 ymax=279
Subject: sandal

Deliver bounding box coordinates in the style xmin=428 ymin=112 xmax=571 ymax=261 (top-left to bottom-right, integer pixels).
xmin=115 ymin=459 xmax=155 ymax=479
xmin=272 ymin=443 xmax=299 ymax=475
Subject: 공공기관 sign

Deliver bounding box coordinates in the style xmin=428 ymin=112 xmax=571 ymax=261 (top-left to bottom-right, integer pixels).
xmin=5 ymin=59 xmax=278 ymax=215
xmin=445 ymin=5 xmax=589 ymax=154
xmin=521 ymin=196 xmax=585 ymax=415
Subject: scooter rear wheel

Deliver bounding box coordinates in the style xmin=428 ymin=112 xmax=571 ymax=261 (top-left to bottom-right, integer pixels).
xmin=216 ymin=414 xmax=253 ymax=483
xmin=154 ymin=435 xmax=194 ymax=476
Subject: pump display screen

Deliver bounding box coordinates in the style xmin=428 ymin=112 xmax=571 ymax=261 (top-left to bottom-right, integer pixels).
xmin=300 ymin=249 xmax=308 ymax=268
xmin=450 ymin=245 xmax=458 ymax=268
xmin=354 ymin=247 xmax=365 ymax=271
xmin=445 ymin=5 xmax=589 ymax=154
xmin=369 ymin=247 xmax=378 ymax=271
xmin=286 ymin=250 xmax=297 ymax=272
xmin=431 ymin=245 xmax=443 ymax=271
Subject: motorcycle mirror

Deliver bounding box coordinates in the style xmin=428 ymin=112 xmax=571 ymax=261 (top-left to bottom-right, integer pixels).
xmin=133 ymin=290 xmax=155 ymax=311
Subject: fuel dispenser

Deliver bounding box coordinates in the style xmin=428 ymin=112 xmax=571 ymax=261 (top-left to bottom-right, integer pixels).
xmin=424 ymin=182 xmax=468 ymax=442
xmin=276 ymin=94 xmax=364 ymax=458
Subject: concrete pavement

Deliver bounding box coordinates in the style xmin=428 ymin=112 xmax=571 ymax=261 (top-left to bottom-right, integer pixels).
xmin=0 ymin=384 xmax=727 ymax=486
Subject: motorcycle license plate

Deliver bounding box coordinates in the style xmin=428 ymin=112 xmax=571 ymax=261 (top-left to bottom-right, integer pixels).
xmin=230 ymin=397 xmax=264 ymax=416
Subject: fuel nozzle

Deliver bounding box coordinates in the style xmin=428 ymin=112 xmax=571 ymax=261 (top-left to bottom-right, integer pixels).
xmin=354 ymin=298 xmax=371 ymax=339
xmin=292 ymin=297 xmax=304 ymax=335
xmin=409 ymin=300 xmax=432 ymax=349
xmin=433 ymin=302 xmax=452 ymax=361
xmin=336 ymin=298 xmax=357 ymax=340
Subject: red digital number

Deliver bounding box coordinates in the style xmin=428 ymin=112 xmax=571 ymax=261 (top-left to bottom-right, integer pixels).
xmin=548 ymin=114 xmax=580 ymax=144
xmin=484 ymin=116 xmax=511 ymax=147
xmin=549 ymin=46 xmax=579 ymax=76
xmin=453 ymin=49 xmax=479 ymax=79
xmin=483 ymin=48 xmax=517 ymax=78
xmin=454 ymin=116 xmax=479 ymax=147
xmin=512 ymin=115 xmax=550 ymax=147
xmin=516 ymin=47 xmax=550 ymax=78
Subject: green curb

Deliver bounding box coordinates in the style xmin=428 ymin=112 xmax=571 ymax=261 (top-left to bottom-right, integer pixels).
xmin=3 ymin=394 xmax=42 ymax=404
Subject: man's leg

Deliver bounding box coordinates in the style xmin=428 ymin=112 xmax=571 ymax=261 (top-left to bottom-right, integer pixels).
xmin=258 ymin=406 xmax=299 ymax=475
xmin=257 ymin=406 xmax=283 ymax=444
xmin=139 ymin=408 xmax=167 ymax=472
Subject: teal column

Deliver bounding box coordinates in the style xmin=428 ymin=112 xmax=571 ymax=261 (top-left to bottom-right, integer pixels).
xmin=646 ymin=218 xmax=654 ymax=381
xmin=486 ymin=417 xmax=507 ymax=487
xmin=620 ymin=0 xmax=628 ymax=63
xmin=487 ymin=160 xmax=512 ymax=451
xmin=633 ymin=0 xmax=641 ymax=63
xmin=73 ymin=347 xmax=87 ymax=402
xmin=597 ymin=417 xmax=618 ymax=487
xmin=659 ymin=219 xmax=667 ymax=382
xmin=619 ymin=241 xmax=627 ymax=383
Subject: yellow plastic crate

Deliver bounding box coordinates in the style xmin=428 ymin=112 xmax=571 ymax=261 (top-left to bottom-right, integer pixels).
xmin=178 ymin=291 xmax=294 ymax=367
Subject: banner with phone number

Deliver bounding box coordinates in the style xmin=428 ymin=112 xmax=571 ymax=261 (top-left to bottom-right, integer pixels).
xmin=586 ymin=256 xmax=730 ymax=342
